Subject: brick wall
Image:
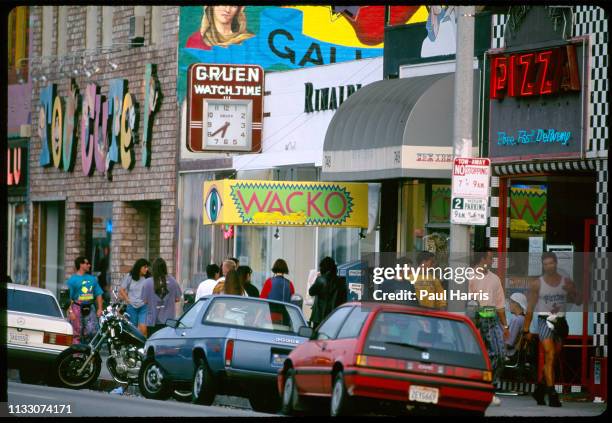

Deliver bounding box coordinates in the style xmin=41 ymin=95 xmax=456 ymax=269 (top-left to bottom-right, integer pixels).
xmin=28 ymin=6 xmax=179 ymax=285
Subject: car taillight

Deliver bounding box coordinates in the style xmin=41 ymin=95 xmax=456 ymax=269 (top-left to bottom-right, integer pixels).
xmin=225 ymin=339 xmax=234 ymax=367
xmin=44 ymin=332 xmax=73 ymax=346
xmin=356 ymin=354 xmax=368 ymax=366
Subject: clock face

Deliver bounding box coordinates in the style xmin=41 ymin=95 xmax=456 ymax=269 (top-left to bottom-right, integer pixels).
xmin=204 ymin=100 xmax=252 ymax=151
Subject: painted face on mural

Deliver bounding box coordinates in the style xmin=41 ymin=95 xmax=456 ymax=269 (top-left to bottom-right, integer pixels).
xmin=213 ymin=6 xmax=240 ymax=29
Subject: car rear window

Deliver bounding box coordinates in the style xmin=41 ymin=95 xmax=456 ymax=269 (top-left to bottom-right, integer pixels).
xmin=203 ymin=298 xmax=305 ymax=334
xmin=8 ymin=289 xmax=63 ymax=318
xmin=364 ymin=312 xmax=486 ymax=369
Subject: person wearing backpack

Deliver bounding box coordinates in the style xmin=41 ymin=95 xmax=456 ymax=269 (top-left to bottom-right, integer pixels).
xmin=260 ymin=259 xmax=295 ymax=303
xmin=309 ymin=256 xmax=347 ymax=329
xmin=119 ymin=258 xmax=150 ymax=336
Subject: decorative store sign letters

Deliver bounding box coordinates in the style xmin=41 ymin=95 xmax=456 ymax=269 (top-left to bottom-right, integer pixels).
xmin=202 ymin=179 xmax=368 ymax=228
xmin=489 ymin=44 xmax=580 ymax=99
xmin=7 ymin=146 xmax=26 ymax=186
xmin=303 ymin=82 xmax=362 ymax=113
xmin=38 ymin=65 xmax=160 ymax=179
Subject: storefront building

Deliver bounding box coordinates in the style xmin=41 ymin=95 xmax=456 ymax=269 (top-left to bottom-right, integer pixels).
xmin=27 ymin=6 xmax=179 ymax=298
xmin=7 ymin=6 xmax=32 ymax=286
xmin=322 ymin=9 xmax=492 ymax=255
xmin=485 ymin=6 xmax=608 ymax=393
xmin=174 ymin=6 xmax=430 ymax=301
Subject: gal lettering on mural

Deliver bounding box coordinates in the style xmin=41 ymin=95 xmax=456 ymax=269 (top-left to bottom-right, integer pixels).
xmin=38 ymin=65 xmax=160 ymax=178
xmin=177 ymin=6 xmax=427 ymax=103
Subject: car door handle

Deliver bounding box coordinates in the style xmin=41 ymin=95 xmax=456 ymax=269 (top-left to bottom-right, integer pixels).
xmin=181 ymin=332 xmax=187 ymax=337
xmin=321 ymin=343 xmax=327 ymax=351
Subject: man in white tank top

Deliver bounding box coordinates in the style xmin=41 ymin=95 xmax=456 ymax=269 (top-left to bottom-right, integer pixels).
xmin=523 ymin=252 xmax=580 ymax=407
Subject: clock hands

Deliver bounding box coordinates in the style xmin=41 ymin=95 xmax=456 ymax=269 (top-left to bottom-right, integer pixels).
xmin=210 ymin=121 xmax=230 ymax=138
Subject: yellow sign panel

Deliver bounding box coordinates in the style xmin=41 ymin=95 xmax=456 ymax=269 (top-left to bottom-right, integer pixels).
xmin=203 ymin=179 xmax=368 ymax=228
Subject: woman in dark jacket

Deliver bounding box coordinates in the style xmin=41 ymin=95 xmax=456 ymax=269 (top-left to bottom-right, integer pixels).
xmin=309 ymin=256 xmax=347 ymax=328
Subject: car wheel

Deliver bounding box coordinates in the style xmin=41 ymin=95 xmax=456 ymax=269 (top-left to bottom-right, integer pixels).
xmin=330 ymin=371 xmax=352 ymax=416
xmin=172 ymin=389 xmax=193 ymax=402
xmin=249 ymin=390 xmax=281 ymax=414
xmin=192 ymin=360 xmax=215 ymax=406
xmin=281 ymin=369 xmax=302 ymax=415
xmin=138 ymin=357 xmax=171 ymax=400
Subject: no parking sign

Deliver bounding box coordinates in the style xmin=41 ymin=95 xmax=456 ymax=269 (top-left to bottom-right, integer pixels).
xmin=451 ymin=158 xmax=491 ymax=225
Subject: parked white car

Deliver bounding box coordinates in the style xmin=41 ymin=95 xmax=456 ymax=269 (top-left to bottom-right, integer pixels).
xmin=7 ymin=283 xmax=74 ymax=384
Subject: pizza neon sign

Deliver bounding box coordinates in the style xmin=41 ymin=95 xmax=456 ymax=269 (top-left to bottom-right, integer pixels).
xmin=490 ymin=44 xmax=580 ymax=99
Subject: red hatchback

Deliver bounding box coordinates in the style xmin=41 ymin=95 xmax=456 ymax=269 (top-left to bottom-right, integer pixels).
xmin=278 ymin=302 xmax=494 ymax=416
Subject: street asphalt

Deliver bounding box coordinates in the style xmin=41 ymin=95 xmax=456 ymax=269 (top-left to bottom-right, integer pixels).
xmin=6 ymin=366 xmax=607 ymax=417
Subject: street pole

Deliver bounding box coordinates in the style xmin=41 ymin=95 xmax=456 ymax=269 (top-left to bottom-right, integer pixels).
xmin=449 ymin=6 xmax=475 ymax=312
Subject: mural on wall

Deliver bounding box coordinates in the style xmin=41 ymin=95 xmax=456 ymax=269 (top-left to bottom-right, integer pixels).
xmin=421 ymin=6 xmax=457 ymax=58
xmin=510 ymin=184 xmax=547 ymax=234
xmin=177 ymin=6 xmax=428 ymax=103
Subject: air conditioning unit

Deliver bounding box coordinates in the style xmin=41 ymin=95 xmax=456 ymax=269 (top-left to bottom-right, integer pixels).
xmin=129 ymin=15 xmax=144 ymax=45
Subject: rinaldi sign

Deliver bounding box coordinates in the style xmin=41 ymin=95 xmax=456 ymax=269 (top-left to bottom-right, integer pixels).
xmin=203 ymin=179 xmax=368 ymax=227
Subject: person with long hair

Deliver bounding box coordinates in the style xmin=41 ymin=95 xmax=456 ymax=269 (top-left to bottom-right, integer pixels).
xmin=222 ymin=269 xmax=245 ymax=296
xmin=142 ymin=258 xmax=182 ymax=337
xmin=185 ymin=6 xmax=254 ymax=50
xmin=119 ymin=258 xmax=150 ymax=336
xmin=237 ymin=265 xmax=259 ymax=297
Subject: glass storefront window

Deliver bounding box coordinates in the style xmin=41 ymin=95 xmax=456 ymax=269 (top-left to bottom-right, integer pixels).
xmin=8 ymin=203 xmax=29 ymax=284
xmin=37 ymin=202 xmax=65 ymax=298
xmin=91 ymin=202 xmax=112 ymax=293
xmin=178 ymin=171 xmax=233 ymax=290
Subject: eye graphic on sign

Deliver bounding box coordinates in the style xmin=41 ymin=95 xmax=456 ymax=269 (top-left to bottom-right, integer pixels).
xmin=205 ymin=187 xmax=223 ymax=223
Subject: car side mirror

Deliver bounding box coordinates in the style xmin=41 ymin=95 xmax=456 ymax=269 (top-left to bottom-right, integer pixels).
xmin=165 ymin=319 xmax=179 ymax=329
xmin=298 ymin=326 xmax=314 ymax=339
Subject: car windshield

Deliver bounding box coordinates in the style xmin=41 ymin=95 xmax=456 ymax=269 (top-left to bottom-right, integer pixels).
xmin=204 ymin=298 xmax=305 ymax=334
xmin=365 ymin=312 xmax=486 ymax=369
xmin=7 ymin=289 xmax=63 ymax=318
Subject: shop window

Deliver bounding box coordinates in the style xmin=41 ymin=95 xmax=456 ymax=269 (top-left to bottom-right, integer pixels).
xmin=178 ymin=171 xmax=232 ymax=290
xmin=91 ymin=202 xmax=112 ymax=292
xmin=8 ymin=6 xmax=29 ymax=84
xmin=7 ymin=203 xmax=29 ymax=284
xmin=36 ymin=202 xmax=65 ymax=298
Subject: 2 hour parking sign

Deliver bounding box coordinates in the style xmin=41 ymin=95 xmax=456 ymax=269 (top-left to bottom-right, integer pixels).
xmin=451 ymin=158 xmax=491 ymax=225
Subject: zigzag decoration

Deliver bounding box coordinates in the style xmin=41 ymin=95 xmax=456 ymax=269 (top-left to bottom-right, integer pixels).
xmin=229 ymin=181 xmax=355 ymax=225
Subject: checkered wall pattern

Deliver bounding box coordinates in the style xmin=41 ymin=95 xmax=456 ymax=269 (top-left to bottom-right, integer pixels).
xmin=488 ymin=8 xmax=609 ymax=359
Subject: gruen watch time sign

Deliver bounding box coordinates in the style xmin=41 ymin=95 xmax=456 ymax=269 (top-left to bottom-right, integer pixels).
xmin=187 ymin=64 xmax=264 ymax=153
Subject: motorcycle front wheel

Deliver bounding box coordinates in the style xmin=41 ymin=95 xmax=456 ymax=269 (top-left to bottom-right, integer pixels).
xmin=56 ymin=348 xmax=102 ymax=389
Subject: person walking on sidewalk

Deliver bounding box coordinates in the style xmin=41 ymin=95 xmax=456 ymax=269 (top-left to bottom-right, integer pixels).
xmin=309 ymin=256 xmax=347 ymax=328
xmin=142 ymin=258 xmax=182 ymax=337
xmin=196 ymin=263 xmax=221 ymax=300
xmin=524 ymin=252 xmax=579 ymax=407
xmin=119 ymin=258 xmax=150 ymax=336
xmin=237 ymin=265 xmax=259 ymax=297
xmin=468 ymin=250 xmax=509 ymax=406
xmin=66 ymin=256 xmax=104 ymax=344
xmin=213 ymin=259 xmax=237 ymax=294
xmin=260 ymin=259 xmax=294 ymax=303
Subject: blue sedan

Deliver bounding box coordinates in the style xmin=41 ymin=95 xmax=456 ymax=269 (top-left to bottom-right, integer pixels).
xmin=138 ymin=295 xmax=309 ymax=412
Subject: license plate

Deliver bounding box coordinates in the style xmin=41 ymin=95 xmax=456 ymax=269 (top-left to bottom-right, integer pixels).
xmin=409 ymin=385 xmax=439 ymax=404
xmin=270 ymin=353 xmax=287 ymax=368
xmin=9 ymin=330 xmax=29 ymax=345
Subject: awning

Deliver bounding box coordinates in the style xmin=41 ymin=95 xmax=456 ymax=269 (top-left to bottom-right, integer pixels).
xmin=321 ymin=72 xmax=479 ymax=181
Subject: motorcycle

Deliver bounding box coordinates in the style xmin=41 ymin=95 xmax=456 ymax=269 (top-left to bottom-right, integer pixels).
xmin=54 ymin=302 xmax=191 ymax=401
